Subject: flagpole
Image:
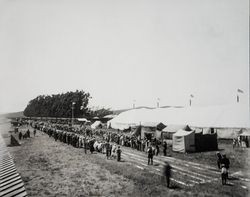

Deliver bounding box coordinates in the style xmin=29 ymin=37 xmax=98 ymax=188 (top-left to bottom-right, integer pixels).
xmin=237 ymin=89 xmax=244 ymax=103
xmin=157 ymin=98 xmax=160 ymax=108
xmin=189 ymin=94 xmax=194 ymax=106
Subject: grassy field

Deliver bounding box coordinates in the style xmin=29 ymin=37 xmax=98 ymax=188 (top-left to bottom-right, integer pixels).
xmin=2 ymin=122 xmax=250 ymax=197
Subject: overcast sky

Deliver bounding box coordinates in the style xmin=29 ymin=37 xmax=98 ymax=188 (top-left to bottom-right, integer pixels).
xmin=0 ymin=0 xmax=249 ymax=113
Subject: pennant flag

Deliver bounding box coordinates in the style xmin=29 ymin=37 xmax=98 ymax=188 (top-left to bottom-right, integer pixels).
xmin=237 ymin=89 xmax=244 ymax=93
xmin=190 ymin=94 xmax=194 ymax=98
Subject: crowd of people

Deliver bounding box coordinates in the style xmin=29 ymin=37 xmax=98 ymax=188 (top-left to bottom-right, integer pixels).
xmin=13 ymin=119 xmax=236 ymax=188
xmin=233 ymin=136 xmax=249 ymax=148
xmin=13 ymin=119 xmax=173 ymax=186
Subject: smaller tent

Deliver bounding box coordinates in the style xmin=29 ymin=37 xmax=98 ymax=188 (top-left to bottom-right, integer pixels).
xmin=172 ymin=129 xmax=195 ymax=153
xmin=162 ymin=125 xmax=188 ymax=140
xmin=91 ymin=121 xmax=102 ymax=129
xmin=195 ymin=130 xmax=218 ymax=152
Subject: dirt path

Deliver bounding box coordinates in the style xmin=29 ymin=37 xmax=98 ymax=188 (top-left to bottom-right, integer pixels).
xmin=120 ymin=147 xmax=250 ymax=188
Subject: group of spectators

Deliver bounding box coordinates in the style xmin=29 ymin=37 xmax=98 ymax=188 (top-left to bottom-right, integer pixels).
xmin=30 ymin=121 xmax=172 ymax=186
xmin=14 ymin=119 xmax=236 ymax=188
xmin=233 ymin=136 xmax=249 ymax=148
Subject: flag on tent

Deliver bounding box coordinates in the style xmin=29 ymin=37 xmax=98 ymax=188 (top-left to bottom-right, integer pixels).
xmin=237 ymin=89 xmax=244 ymax=93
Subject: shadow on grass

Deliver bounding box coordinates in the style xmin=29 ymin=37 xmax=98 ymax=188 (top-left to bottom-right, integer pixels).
xmin=170 ymin=184 xmax=181 ymax=190
xmin=7 ymin=144 xmax=21 ymax=147
xmin=228 ymin=176 xmax=239 ymax=181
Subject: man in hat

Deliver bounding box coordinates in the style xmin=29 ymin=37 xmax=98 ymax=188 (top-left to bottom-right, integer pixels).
xmin=27 ymin=129 xmax=30 ymax=138
xmin=117 ymin=146 xmax=122 ymax=162
xmin=147 ymin=146 xmax=154 ymax=165
xmin=18 ymin=131 xmax=23 ymax=140
xmin=163 ymin=141 xmax=167 ymax=156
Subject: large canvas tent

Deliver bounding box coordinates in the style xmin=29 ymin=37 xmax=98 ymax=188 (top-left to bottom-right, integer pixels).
xmin=108 ymin=104 xmax=249 ymax=139
xmin=162 ymin=125 xmax=189 ymax=140
xmin=172 ymin=129 xmax=196 ymax=152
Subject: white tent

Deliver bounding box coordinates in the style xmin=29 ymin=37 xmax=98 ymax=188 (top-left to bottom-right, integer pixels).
xmin=162 ymin=124 xmax=187 ymax=133
xmin=172 ymin=129 xmax=196 ymax=153
xmin=162 ymin=124 xmax=188 ymax=139
xmin=91 ymin=121 xmax=102 ymax=129
xmin=108 ymin=104 xmax=249 ymax=134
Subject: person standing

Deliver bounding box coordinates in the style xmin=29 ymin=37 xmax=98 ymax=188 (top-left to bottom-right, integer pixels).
xmin=18 ymin=132 xmax=22 ymax=140
xmin=33 ymin=129 xmax=36 ymax=137
xmin=156 ymin=144 xmax=160 ymax=156
xmin=163 ymin=161 xmax=172 ymax=188
xmin=163 ymin=141 xmax=167 ymax=156
xmin=117 ymin=146 xmax=122 ymax=162
xmin=221 ymin=154 xmax=230 ymax=178
xmin=216 ymin=152 xmax=222 ymax=169
xmin=27 ymin=129 xmax=30 ymax=138
xmin=106 ymin=141 xmax=111 ymax=159
xmin=109 ymin=144 xmax=112 ymax=158
xmin=84 ymin=138 xmax=88 ymax=154
xmin=89 ymin=140 xmax=95 ymax=154
xmin=142 ymin=139 xmax=145 ymax=152
xmin=147 ymin=146 xmax=154 ymax=165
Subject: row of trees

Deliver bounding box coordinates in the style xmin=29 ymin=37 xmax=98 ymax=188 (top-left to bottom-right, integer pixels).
xmin=23 ymin=90 xmax=112 ymax=119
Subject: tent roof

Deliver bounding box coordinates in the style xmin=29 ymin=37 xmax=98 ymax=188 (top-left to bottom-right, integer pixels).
xmin=141 ymin=121 xmax=166 ymax=128
xmin=174 ymin=129 xmax=194 ymax=137
xmin=109 ymin=104 xmax=249 ymax=130
xmin=162 ymin=124 xmax=187 ymax=133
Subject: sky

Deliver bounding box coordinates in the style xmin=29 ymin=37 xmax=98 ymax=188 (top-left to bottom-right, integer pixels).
xmin=0 ymin=0 xmax=249 ymax=113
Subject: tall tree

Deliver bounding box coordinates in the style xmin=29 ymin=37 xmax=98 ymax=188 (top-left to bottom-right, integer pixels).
xmin=24 ymin=90 xmax=91 ymax=118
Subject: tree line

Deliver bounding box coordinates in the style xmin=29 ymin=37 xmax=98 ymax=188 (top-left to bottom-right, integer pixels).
xmin=23 ymin=90 xmax=113 ymax=119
